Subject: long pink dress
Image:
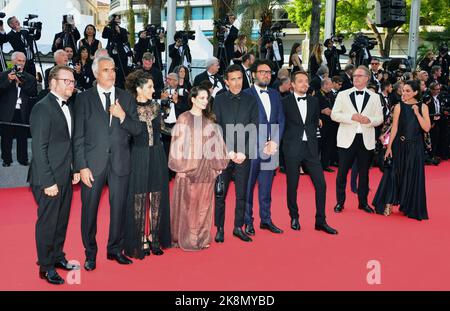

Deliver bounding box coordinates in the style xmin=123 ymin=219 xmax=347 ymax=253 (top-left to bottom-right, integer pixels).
xmin=168 ymin=111 xmax=229 ymax=251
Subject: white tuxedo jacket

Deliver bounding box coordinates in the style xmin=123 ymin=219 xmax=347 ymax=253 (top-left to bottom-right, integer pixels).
xmin=331 ymin=87 xmax=384 ymax=150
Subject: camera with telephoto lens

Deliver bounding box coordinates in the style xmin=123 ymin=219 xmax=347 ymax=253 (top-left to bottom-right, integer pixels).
xmin=353 ymin=33 xmax=377 ymax=50
xmin=179 ymin=31 xmax=195 ymax=46
xmin=145 ymin=24 xmax=166 ymax=39
xmin=23 ymin=14 xmax=42 ymax=31
xmin=213 ymin=18 xmax=228 ymax=43
xmin=332 ymin=34 xmax=344 ymax=44
xmin=63 ymin=15 xmax=75 ymax=33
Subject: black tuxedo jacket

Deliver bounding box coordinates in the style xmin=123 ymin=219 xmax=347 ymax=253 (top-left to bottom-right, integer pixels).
xmin=193 ymin=71 xmax=224 ymax=89
xmin=28 ymin=93 xmax=73 ymax=189
xmin=225 ymin=25 xmax=239 ymax=63
xmin=281 ymin=94 xmax=321 ymax=158
xmin=340 ymin=73 xmax=354 ymax=91
xmin=73 ymin=87 xmax=142 ymax=176
xmin=52 ymin=28 xmax=81 ymax=52
xmin=213 ymin=90 xmax=259 ymax=157
xmin=2 ymin=29 xmax=41 ymax=58
xmin=168 ymin=43 xmax=192 ymax=73
xmin=135 ymin=34 xmax=165 ymax=69
xmin=0 ymin=69 xmax=37 ymax=123
xmin=240 ymin=64 xmax=252 ymax=90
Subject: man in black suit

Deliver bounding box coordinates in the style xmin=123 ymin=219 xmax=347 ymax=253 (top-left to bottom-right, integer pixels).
xmin=309 ymin=65 xmax=329 ymax=94
xmin=240 ymin=52 xmax=255 ymax=90
xmin=29 ymin=65 xmax=80 ymax=285
xmin=213 ymin=65 xmax=259 ymax=243
xmin=324 ymin=37 xmax=346 ymax=78
xmin=52 ymin=19 xmax=81 ymax=54
xmin=340 ymin=64 xmax=355 ymax=91
xmin=134 ymin=26 xmax=165 ymax=70
xmin=0 ymin=52 xmax=37 ymax=167
xmin=193 ymin=57 xmax=225 ymax=96
xmin=0 ymin=16 xmax=41 ymax=77
xmin=44 ymin=49 xmax=69 ymax=90
xmin=135 ymin=52 xmax=164 ymax=99
xmin=168 ymin=31 xmax=192 ymax=73
xmin=223 ymin=14 xmax=239 ymax=69
xmin=73 ymin=56 xmax=142 ymax=271
xmin=102 ymin=14 xmax=129 ymax=88
xmin=428 ymin=82 xmax=449 ymax=160
xmin=281 ymin=71 xmax=338 ymax=235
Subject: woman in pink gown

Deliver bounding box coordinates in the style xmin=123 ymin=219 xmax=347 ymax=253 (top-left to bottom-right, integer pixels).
xmin=169 ymin=86 xmax=229 ymax=251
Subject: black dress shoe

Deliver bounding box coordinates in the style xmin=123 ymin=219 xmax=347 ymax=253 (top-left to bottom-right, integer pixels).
xmin=260 ymin=221 xmax=283 ymax=234
xmin=107 ymin=252 xmax=133 ymax=265
xmin=290 ymin=218 xmax=301 ymax=231
xmin=39 ymin=270 xmax=64 ymax=285
xmin=315 ymin=223 xmax=338 ymax=235
xmin=84 ymin=259 xmax=96 ymax=271
xmin=244 ymin=223 xmax=255 ymax=236
xmin=19 ymin=160 xmax=29 ymax=166
xmin=2 ymin=162 xmax=11 ymax=167
xmin=334 ymin=204 xmax=345 ymax=213
xmin=232 ymin=227 xmax=252 ymax=242
xmin=55 ymin=259 xmax=80 ymax=271
xmin=150 ymin=242 xmax=164 ymax=256
xmin=215 ymin=227 xmax=224 ymax=243
xmin=358 ymin=204 xmax=375 ymax=214
xmin=323 ymin=167 xmax=335 ymax=173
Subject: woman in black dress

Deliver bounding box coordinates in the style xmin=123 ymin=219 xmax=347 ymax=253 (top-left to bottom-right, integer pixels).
xmin=79 ymin=24 xmax=102 ymax=58
xmin=124 ymin=70 xmax=172 ymax=259
xmin=373 ymin=80 xmax=431 ymax=220
xmin=75 ymin=46 xmax=95 ymax=91
xmin=289 ymin=42 xmax=303 ymax=73
xmin=233 ymin=35 xmax=248 ymax=65
xmin=174 ymin=65 xmax=192 ymax=92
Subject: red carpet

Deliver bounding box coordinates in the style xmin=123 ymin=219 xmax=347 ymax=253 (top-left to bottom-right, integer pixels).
xmin=1 ymin=163 xmax=450 ymax=291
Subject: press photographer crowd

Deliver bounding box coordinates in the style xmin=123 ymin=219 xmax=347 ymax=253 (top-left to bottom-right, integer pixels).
xmin=0 ymin=11 xmax=449 ymax=285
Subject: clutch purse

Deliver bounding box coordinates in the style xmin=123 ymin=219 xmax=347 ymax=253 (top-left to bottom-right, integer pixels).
xmin=215 ymin=173 xmax=225 ymax=198
xmin=383 ymin=156 xmax=393 ymax=169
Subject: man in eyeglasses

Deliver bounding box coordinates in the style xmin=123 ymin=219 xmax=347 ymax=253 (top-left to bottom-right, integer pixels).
xmin=29 ymin=65 xmax=80 ymax=285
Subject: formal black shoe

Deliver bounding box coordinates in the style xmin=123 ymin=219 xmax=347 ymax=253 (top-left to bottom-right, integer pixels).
xmin=107 ymin=252 xmax=133 ymax=265
xmin=215 ymin=227 xmax=224 ymax=243
xmin=315 ymin=223 xmax=338 ymax=235
xmin=150 ymin=242 xmax=164 ymax=256
xmin=84 ymin=259 xmax=96 ymax=271
xmin=323 ymin=167 xmax=335 ymax=173
xmin=260 ymin=221 xmax=283 ymax=234
xmin=358 ymin=204 xmax=375 ymax=214
xmin=2 ymin=162 xmax=11 ymax=167
xmin=55 ymin=259 xmax=80 ymax=271
xmin=290 ymin=218 xmax=301 ymax=231
xmin=334 ymin=204 xmax=345 ymax=213
xmin=232 ymin=227 xmax=252 ymax=242
xmin=19 ymin=160 xmax=29 ymax=166
xmin=39 ymin=270 xmax=64 ymax=285
xmin=244 ymin=223 xmax=255 ymax=236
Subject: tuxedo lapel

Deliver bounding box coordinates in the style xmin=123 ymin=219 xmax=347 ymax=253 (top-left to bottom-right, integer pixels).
xmin=252 ymin=87 xmax=269 ymax=123
xmin=349 ymin=92 xmax=358 ymax=112
xmin=361 ymin=92 xmax=370 ymax=113
xmin=49 ymin=95 xmax=70 ymax=139
xmin=291 ymin=94 xmax=304 ymax=125
xmin=91 ymin=88 xmax=109 ymax=125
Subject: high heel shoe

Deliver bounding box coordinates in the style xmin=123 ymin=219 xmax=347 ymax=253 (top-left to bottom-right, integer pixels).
xmin=150 ymin=241 xmax=164 ymax=256
xmin=383 ymin=204 xmax=393 ymax=216
xmin=143 ymin=241 xmax=151 ymax=256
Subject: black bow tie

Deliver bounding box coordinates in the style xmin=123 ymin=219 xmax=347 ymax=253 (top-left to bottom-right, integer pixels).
xmin=229 ymin=93 xmax=241 ymax=100
xmin=260 ymin=89 xmax=269 ymax=95
xmin=61 ymin=101 xmax=68 ymax=107
xmin=355 ymin=91 xmax=365 ymax=96
xmin=297 ymin=96 xmax=307 ymax=101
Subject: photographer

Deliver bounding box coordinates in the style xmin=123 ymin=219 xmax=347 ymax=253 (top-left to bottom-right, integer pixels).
xmin=0 ymin=16 xmax=41 ymax=77
xmin=260 ymin=23 xmax=285 ymax=70
xmin=349 ymin=33 xmax=375 ymax=67
xmin=102 ymin=14 xmax=129 ymax=88
xmin=0 ymin=16 xmax=6 ymax=72
xmin=0 ymin=51 xmax=37 ymax=167
xmin=135 ymin=52 xmax=164 ymax=99
xmin=223 ymin=14 xmax=239 ymax=68
xmin=135 ymin=24 xmax=165 ymax=70
xmin=436 ymin=45 xmax=449 ymax=85
xmin=168 ymin=31 xmax=192 ymax=73
xmin=324 ymin=36 xmax=346 ymax=77
xmin=52 ymin=15 xmax=81 ymax=54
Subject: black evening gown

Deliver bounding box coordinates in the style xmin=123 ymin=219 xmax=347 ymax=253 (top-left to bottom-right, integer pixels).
xmin=124 ymin=101 xmax=171 ymax=259
xmin=373 ymin=101 xmax=428 ymax=220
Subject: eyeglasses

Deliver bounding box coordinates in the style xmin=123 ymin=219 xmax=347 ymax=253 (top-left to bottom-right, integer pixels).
xmin=257 ymin=70 xmax=272 ymax=76
xmin=55 ymin=78 xmax=76 ymax=86
xmin=371 ymin=62 xmax=379 ymax=65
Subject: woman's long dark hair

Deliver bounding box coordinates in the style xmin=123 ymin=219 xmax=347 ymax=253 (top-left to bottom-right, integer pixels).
xmin=405 ymin=80 xmax=422 ymax=101
xmin=83 ymin=24 xmax=97 ymax=40
xmin=173 ymin=65 xmax=191 ymax=87
xmin=289 ymin=42 xmax=301 ymax=67
xmin=188 ymin=86 xmax=216 ymax=122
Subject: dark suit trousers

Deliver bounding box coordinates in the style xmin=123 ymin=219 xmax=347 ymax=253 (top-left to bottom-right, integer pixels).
xmin=33 ymin=179 xmax=72 ymax=272
xmin=1 ymin=109 xmax=29 ymax=164
xmin=81 ymin=162 xmax=130 ymax=260
xmin=214 ymin=159 xmax=250 ymax=228
xmin=285 ymin=141 xmax=327 ymax=225
xmin=245 ymin=157 xmax=275 ymax=225
xmin=336 ymin=134 xmax=373 ymax=206
xmin=430 ymin=118 xmax=449 ymax=158
xmin=320 ymin=120 xmax=335 ymax=169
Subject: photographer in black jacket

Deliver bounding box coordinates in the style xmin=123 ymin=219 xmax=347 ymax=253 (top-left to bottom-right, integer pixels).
xmin=52 ymin=15 xmax=81 ymax=54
